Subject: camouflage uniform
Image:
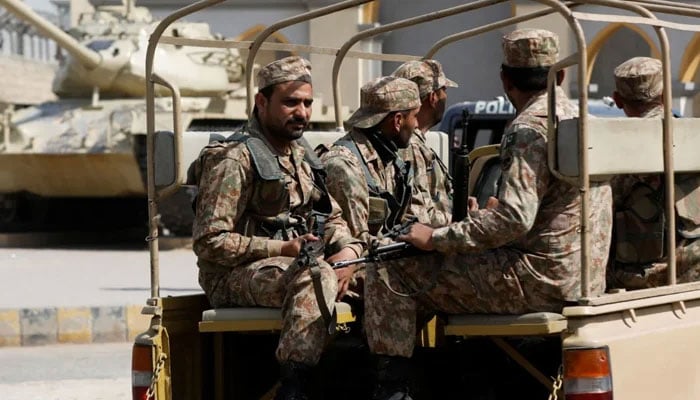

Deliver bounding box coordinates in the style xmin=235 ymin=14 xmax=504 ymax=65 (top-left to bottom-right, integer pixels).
xmin=364 ymin=29 xmax=613 ymax=357
xmin=609 ymin=57 xmax=700 ymax=289
xmin=192 ymin=56 xmax=363 ymax=365
xmin=393 ymin=60 xmax=457 ymax=227
xmin=321 ymin=76 xmax=421 ymax=245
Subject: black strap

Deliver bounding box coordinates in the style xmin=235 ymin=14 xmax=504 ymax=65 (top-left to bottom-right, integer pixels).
xmin=335 ymin=138 xmax=383 ymax=195
xmin=334 ymin=138 xmax=412 ymax=232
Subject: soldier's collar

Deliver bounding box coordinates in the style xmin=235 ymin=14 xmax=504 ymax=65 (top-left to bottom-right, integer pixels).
xmin=366 ymin=129 xmax=399 ymax=164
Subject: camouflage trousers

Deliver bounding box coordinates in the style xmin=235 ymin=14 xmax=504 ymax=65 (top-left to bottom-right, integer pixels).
xmin=365 ymin=248 xmax=555 ymax=358
xmin=199 ymin=256 xmax=338 ymax=365
xmin=610 ymin=238 xmax=700 ymax=289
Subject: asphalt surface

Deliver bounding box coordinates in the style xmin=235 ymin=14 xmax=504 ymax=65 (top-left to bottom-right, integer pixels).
xmin=0 ymin=240 xmax=201 ymax=309
xmin=0 ymin=233 xmax=202 ymax=347
xmin=0 ymin=342 xmax=131 ymax=400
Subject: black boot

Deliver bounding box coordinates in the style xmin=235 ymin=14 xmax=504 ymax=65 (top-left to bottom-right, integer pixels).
xmin=274 ymin=361 xmax=312 ymax=400
xmin=371 ymin=355 xmax=415 ymax=400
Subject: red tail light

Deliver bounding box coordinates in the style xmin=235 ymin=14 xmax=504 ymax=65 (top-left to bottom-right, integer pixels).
xmin=132 ymin=344 xmax=154 ymax=400
xmin=564 ymin=347 xmax=613 ymax=400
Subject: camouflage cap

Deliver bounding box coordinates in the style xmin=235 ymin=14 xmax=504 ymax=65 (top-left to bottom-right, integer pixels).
xmin=256 ymin=56 xmax=312 ymax=91
xmin=614 ymin=57 xmax=662 ymax=102
xmin=391 ymin=59 xmax=458 ymax=98
xmin=502 ymin=28 xmax=559 ymax=68
xmin=346 ymin=76 xmax=421 ymax=129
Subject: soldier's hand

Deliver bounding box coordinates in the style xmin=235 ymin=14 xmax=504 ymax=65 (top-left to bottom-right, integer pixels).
xmin=468 ymin=196 xmax=499 ymax=211
xmin=334 ymin=265 xmax=357 ymax=301
xmin=485 ymin=196 xmax=499 ymax=209
xmin=397 ymin=223 xmax=435 ymax=251
xmin=468 ymin=196 xmax=479 ymax=211
xmin=280 ymin=234 xmax=319 ymax=257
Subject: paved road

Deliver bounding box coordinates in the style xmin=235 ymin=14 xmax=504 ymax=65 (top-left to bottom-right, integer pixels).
xmin=0 ymin=245 xmax=201 ymax=309
xmin=0 ymin=342 xmax=131 ymax=400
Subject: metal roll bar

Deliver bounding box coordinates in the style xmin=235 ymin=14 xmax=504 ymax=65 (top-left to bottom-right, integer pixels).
xmin=145 ymin=0 xmax=224 ymax=298
xmin=244 ymin=0 xmax=375 ymax=115
xmin=144 ymin=0 xmax=700 ymax=301
xmin=569 ymin=0 xmax=674 ymax=287
xmin=331 ymin=0 xmax=511 ymax=130
xmin=424 ymin=1 xmax=579 ymax=59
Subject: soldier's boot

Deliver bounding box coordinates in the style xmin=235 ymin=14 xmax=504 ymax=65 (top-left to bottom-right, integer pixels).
xmin=274 ymin=361 xmax=312 ymax=400
xmin=371 ymin=355 xmax=415 ymax=400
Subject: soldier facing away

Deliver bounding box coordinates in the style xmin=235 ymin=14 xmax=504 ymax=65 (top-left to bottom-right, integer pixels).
xmin=609 ymin=56 xmax=700 ymax=289
xmin=191 ymin=56 xmax=365 ymax=400
xmin=361 ymin=29 xmax=613 ymax=400
xmin=392 ymin=59 xmax=456 ymax=226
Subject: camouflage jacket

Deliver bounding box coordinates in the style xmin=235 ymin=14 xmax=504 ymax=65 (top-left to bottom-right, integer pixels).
xmin=431 ymin=87 xmax=613 ymax=303
xmin=192 ymin=116 xmax=363 ymax=272
xmin=610 ymin=104 xmax=700 ymax=282
xmin=321 ymin=128 xmax=412 ymax=246
xmin=399 ymin=129 xmax=453 ymax=227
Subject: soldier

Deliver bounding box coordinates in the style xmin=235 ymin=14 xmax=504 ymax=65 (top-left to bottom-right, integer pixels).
xmin=392 ymin=59 xmax=457 ymax=226
xmin=318 ymin=76 xmax=420 ymax=305
xmin=609 ymin=56 xmax=700 ymax=289
xmin=320 ymin=76 xmax=421 ymax=246
xmin=191 ymin=56 xmax=365 ymax=400
xmin=362 ymin=29 xmax=613 ymax=400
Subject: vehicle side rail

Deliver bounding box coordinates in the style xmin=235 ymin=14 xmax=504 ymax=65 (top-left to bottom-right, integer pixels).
xmin=555 ymin=117 xmax=700 ymax=178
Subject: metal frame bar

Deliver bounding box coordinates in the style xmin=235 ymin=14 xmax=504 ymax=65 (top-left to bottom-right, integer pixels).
xmin=244 ymin=0 xmax=375 ymax=115
xmin=424 ymin=1 xmax=579 ymax=59
xmin=145 ymin=0 xmax=223 ymax=298
xmin=331 ymin=0 xmax=510 ymax=129
xmin=144 ymin=0 xmax=700 ymax=302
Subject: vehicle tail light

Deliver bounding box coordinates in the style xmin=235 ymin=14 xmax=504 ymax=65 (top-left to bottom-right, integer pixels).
xmin=563 ymin=347 xmax=613 ymax=400
xmin=132 ymin=344 xmax=154 ymax=400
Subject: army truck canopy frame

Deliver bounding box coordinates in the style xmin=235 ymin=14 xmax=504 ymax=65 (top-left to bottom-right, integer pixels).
xmin=134 ymin=1 xmax=700 ymax=399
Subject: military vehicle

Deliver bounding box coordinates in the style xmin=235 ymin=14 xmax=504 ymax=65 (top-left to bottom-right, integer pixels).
xmin=133 ymin=1 xmax=700 ymax=400
xmin=0 ymin=0 xmax=337 ymax=234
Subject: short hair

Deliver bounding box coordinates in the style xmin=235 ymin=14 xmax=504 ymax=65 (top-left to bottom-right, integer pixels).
xmin=259 ymin=85 xmax=275 ymax=100
xmin=501 ymin=64 xmax=551 ymax=92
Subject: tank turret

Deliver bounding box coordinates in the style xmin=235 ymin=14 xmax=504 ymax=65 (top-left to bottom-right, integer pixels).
xmin=0 ymin=0 xmax=243 ymax=98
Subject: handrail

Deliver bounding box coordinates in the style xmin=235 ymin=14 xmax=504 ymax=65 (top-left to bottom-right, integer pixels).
xmin=157 ymin=36 xmax=420 ymax=63
xmin=145 ymin=0 xmax=223 ymax=298
xmin=151 ymin=73 xmax=183 ymax=200
xmin=244 ymin=0 xmax=374 ymax=115
xmin=332 ymin=0 xmax=510 ymax=129
xmin=424 ymin=1 xmax=579 ymax=59
xmin=633 ymin=0 xmax=700 ymax=13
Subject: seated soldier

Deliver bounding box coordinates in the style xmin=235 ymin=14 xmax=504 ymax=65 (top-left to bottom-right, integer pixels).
xmin=361 ymin=29 xmax=613 ymax=400
xmin=392 ymin=59 xmax=457 ymax=226
xmin=319 ymin=76 xmax=421 ymax=295
xmin=609 ymin=56 xmax=700 ymax=289
xmin=191 ymin=56 xmax=364 ymax=400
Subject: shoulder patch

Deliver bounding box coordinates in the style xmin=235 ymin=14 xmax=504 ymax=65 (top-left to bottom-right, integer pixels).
xmin=502 ymin=132 xmax=517 ymax=148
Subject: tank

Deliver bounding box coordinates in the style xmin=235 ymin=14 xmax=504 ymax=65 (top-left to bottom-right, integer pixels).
xmin=0 ymin=0 xmax=337 ymax=234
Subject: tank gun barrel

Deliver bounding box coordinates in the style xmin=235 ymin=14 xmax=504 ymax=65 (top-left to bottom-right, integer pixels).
xmin=0 ymin=0 xmax=101 ymax=69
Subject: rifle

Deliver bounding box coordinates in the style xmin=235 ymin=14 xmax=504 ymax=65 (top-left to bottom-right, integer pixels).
xmin=452 ymin=108 xmax=472 ymax=222
xmin=331 ymin=216 xmax=429 ymax=269
xmin=331 ymin=241 xmax=425 ymax=269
